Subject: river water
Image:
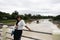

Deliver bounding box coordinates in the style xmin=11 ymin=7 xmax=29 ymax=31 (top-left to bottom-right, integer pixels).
xmin=24 ymin=19 xmax=58 ymax=32
xmin=22 ymin=19 xmax=58 ymax=40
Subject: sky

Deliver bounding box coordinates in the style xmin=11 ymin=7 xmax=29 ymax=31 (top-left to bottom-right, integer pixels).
xmin=0 ymin=0 xmax=60 ymax=16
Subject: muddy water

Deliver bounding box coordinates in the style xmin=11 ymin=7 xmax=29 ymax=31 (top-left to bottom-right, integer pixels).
xmin=24 ymin=19 xmax=58 ymax=33
xmin=22 ymin=19 xmax=57 ymax=40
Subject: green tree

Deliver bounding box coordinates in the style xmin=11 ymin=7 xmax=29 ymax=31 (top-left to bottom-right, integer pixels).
xmin=53 ymin=15 xmax=60 ymax=21
xmin=11 ymin=11 xmax=19 ymax=19
xmin=23 ymin=14 xmax=29 ymax=20
xmin=0 ymin=11 xmax=11 ymax=20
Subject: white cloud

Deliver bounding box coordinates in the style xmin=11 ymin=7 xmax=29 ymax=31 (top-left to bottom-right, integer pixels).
xmin=0 ymin=0 xmax=60 ymax=16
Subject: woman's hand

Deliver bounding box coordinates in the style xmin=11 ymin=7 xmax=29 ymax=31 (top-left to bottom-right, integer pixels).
xmin=28 ymin=29 xmax=31 ymax=31
xmin=25 ymin=26 xmax=31 ymax=31
xmin=15 ymin=25 xmax=18 ymax=29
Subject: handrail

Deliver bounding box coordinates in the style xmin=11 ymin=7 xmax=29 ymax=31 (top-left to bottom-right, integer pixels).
xmin=0 ymin=29 xmax=52 ymax=35
xmin=9 ymin=28 xmax=52 ymax=35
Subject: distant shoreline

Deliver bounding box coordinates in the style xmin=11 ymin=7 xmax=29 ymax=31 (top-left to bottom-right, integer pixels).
xmin=51 ymin=20 xmax=60 ymax=29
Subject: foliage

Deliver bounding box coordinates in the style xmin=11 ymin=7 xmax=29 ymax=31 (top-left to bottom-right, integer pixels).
xmin=11 ymin=11 xmax=19 ymax=19
xmin=52 ymin=15 xmax=60 ymax=21
xmin=0 ymin=11 xmax=60 ymax=21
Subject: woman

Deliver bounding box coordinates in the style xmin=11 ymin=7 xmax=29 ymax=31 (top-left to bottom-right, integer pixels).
xmin=14 ymin=16 xmax=31 ymax=40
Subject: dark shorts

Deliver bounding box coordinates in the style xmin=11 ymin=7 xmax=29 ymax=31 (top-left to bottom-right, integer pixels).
xmin=14 ymin=29 xmax=22 ymax=40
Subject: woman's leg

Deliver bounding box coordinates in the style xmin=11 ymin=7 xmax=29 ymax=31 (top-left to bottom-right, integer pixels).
xmin=14 ymin=30 xmax=22 ymax=40
xmin=14 ymin=30 xmax=18 ymax=40
xmin=18 ymin=30 xmax=22 ymax=40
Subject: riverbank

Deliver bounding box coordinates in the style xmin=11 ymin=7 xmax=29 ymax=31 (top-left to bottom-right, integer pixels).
xmin=0 ymin=20 xmax=16 ymax=25
xmin=0 ymin=19 xmax=33 ymax=26
xmin=51 ymin=20 xmax=60 ymax=29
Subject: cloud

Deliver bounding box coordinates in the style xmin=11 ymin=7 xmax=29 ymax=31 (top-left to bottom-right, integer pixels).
xmin=0 ymin=0 xmax=60 ymax=16
xmin=51 ymin=0 xmax=60 ymax=3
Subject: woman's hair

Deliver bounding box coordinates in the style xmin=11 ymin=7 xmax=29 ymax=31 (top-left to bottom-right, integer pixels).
xmin=16 ymin=15 xmax=22 ymax=25
xmin=16 ymin=15 xmax=22 ymax=19
xmin=16 ymin=20 xmax=19 ymax=26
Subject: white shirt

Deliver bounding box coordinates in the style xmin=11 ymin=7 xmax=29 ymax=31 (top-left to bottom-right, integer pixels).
xmin=17 ymin=20 xmax=26 ymax=30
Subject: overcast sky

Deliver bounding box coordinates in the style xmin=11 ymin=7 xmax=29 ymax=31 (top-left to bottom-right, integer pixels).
xmin=0 ymin=0 xmax=60 ymax=16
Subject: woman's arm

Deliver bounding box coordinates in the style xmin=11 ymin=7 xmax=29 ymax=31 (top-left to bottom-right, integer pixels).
xmin=15 ymin=25 xmax=18 ymax=29
xmin=25 ymin=26 xmax=31 ymax=31
xmin=22 ymin=20 xmax=31 ymax=31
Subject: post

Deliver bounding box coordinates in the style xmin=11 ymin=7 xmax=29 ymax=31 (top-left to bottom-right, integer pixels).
xmin=52 ymin=29 xmax=60 ymax=40
xmin=2 ymin=25 xmax=8 ymax=40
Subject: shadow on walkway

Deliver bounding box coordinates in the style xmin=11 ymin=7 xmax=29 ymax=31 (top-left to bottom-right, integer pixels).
xmin=23 ymin=29 xmax=52 ymax=35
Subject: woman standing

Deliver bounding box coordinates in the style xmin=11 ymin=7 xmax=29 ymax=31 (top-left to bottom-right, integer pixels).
xmin=14 ymin=16 xmax=31 ymax=40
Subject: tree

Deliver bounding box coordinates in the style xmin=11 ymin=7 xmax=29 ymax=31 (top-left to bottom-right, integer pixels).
xmin=0 ymin=11 xmax=11 ymax=20
xmin=53 ymin=15 xmax=60 ymax=20
xmin=11 ymin=11 xmax=19 ymax=19
xmin=23 ymin=14 xmax=30 ymax=20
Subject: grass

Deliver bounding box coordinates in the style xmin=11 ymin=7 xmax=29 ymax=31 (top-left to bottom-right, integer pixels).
xmin=0 ymin=19 xmax=33 ymax=25
xmin=51 ymin=20 xmax=60 ymax=29
xmin=0 ymin=19 xmax=16 ymax=25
